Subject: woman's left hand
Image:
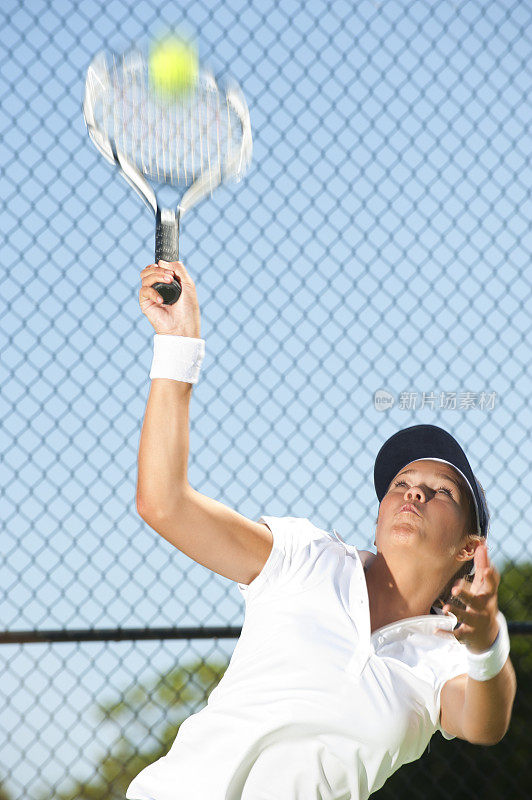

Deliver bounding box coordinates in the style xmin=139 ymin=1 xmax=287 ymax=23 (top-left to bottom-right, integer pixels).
xmin=437 ymin=541 xmax=501 ymax=653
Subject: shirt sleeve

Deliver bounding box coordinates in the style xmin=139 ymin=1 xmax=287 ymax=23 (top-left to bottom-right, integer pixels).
xmin=433 ymin=637 xmax=469 ymax=740
xmin=237 ymin=515 xmax=331 ymax=602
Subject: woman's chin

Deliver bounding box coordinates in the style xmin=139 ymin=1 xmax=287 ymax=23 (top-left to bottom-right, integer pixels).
xmin=388 ymin=522 xmax=420 ymax=539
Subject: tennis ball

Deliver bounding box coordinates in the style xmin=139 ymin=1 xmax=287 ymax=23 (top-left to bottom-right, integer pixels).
xmin=149 ymin=37 xmax=199 ymax=96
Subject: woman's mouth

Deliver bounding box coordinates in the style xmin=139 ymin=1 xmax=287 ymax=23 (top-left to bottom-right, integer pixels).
xmin=399 ymin=504 xmax=420 ymax=516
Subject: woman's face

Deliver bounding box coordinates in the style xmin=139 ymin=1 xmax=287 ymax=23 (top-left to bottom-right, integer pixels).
xmin=375 ymin=459 xmax=474 ymax=570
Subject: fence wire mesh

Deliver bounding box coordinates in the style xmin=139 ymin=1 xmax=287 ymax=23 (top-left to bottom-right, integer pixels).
xmin=1 ymin=0 xmax=531 ymax=798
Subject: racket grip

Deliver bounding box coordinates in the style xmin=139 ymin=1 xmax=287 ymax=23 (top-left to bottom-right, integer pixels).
xmin=154 ymin=208 xmax=182 ymax=305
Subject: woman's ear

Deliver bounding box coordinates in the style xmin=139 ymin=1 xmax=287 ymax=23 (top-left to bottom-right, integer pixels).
xmin=460 ymin=534 xmax=483 ymax=561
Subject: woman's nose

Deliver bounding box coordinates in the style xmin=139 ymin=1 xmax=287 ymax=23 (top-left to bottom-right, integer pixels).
xmin=405 ymin=485 xmax=424 ymax=501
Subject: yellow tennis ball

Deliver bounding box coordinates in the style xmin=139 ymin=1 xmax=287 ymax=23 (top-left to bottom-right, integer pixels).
xmin=149 ymin=37 xmax=198 ymax=96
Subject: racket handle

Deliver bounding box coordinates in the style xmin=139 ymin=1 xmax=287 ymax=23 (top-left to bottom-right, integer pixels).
xmin=153 ymin=208 xmax=182 ymax=305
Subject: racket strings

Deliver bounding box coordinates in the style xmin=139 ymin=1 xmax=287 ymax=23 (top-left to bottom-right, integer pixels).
xmin=96 ymin=55 xmax=241 ymax=188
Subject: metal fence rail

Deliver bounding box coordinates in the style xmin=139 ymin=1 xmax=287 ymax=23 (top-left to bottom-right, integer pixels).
xmin=1 ymin=1 xmax=530 ymax=799
xmin=1 ymin=620 xmax=532 ymax=646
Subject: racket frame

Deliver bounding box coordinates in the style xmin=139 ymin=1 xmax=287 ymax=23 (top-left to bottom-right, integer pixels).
xmin=82 ymin=49 xmax=252 ymax=299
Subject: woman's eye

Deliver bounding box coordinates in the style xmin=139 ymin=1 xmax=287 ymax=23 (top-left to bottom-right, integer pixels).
xmin=393 ymin=480 xmax=453 ymax=497
xmin=438 ymin=486 xmax=453 ymax=497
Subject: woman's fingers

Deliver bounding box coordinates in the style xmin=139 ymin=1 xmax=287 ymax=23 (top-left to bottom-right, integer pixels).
xmin=140 ymin=264 xmax=176 ymax=286
xmin=160 ymin=260 xmax=194 ymax=286
xmin=139 ymin=285 xmax=164 ymax=306
xmin=138 ymin=260 xmax=201 ymax=338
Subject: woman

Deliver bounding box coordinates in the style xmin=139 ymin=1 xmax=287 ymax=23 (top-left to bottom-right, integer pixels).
xmin=127 ymin=260 xmax=516 ymax=800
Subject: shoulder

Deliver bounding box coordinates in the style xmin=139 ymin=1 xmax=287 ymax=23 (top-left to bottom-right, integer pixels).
xmin=254 ymin=516 xmax=331 ymax=562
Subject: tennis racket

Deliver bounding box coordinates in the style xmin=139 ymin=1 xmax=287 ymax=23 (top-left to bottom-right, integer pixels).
xmin=82 ymin=45 xmax=252 ymax=304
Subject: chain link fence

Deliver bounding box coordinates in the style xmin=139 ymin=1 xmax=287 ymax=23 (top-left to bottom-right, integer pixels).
xmin=1 ymin=0 xmax=531 ymax=798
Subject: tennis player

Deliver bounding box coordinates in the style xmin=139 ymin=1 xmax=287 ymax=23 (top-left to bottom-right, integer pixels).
xmin=126 ymin=260 xmax=516 ymax=800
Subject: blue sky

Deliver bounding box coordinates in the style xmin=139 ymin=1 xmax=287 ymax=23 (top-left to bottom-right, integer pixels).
xmin=0 ymin=0 xmax=530 ymax=796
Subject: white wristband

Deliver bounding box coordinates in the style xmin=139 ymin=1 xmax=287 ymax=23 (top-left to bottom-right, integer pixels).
xmin=149 ymin=335 xmax=206 ymax=384
xmin=466 ymin=610 xmax=510 ymax=681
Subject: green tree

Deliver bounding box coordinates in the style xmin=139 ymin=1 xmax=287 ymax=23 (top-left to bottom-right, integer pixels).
xmin=23 ymin=561 xmax=531 ymax=800
xmin=33 ymin=656 xmax=229 ymax=800
xmin=373 ymin=561 xmax=532 ymax=800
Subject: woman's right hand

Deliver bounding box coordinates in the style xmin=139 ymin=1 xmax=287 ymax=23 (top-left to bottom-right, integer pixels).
xmin=139 ymin=260 xmax=201 ymax=338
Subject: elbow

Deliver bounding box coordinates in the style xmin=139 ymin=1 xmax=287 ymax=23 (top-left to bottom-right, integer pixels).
xmin=136 ymin=497 xmax=164 ymax=521
xmin=136 ymin=494 xmax=149 ymax=519
xmin=136 ymin=495 xmax=162 ymax=520
xmin=466 ymin=734 xmax=501 ymax=747
xmin=468 ymin=724 xmax=511 ymax=747
xmin=484 ymin=733 xmax=505 ymax=747
xmin=136 ymin=489 xmax=189 ymax=521
xmin=491 ymin=715 xmax=514 ymax=745
xmin=484 ymin=729 xmax=508 ymax=746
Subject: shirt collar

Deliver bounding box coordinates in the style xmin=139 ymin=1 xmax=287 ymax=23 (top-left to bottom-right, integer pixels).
xmin=371 ymin=604 xmax=459 ymax=645
xmin=330 ymin=531 xmax=460 ymax=644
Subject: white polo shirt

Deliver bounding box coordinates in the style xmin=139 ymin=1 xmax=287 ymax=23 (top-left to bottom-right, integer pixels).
xmin=126 ymin=515 xmax=469 ymax=800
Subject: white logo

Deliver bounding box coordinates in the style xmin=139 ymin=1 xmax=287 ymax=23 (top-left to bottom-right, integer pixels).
xmin=374 ymin=389 xmax=394 ymax=411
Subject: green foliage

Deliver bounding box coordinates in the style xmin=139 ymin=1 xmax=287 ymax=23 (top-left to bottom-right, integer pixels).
xmin=374 ymin=559 xmax=532 ymax=799
xmin=5 ymin=560 xmax=529 ymax=800
xmin=30 ymin=657 xmax=229 ymax=800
